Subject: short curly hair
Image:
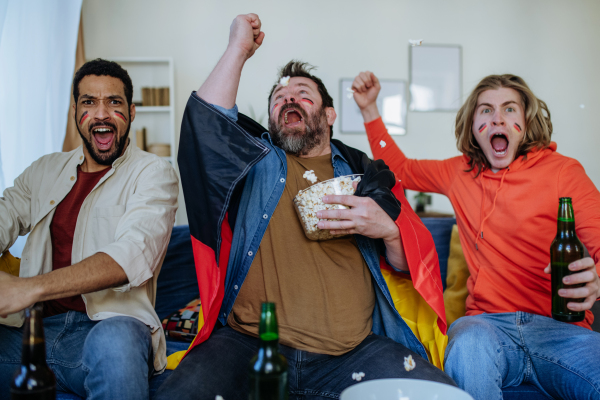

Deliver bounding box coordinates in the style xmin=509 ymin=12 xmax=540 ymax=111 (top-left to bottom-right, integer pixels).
xmin=73 ymin=58 xmax=133 ymax=106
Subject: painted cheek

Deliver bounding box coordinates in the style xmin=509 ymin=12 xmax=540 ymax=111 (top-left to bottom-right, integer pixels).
xmin=271 ymin=103 xmax=280 ymax=115
xmin=300 ymin=99 xmax=313 ymax=106
xmin=478 ymin=123 xmax=487 ymax=135
xmin=513 ymin=123 xmax=522 ymax=133
xmin=114 ymin=111 xmax=127 ymax=122
xmin=79 ymin=112 xmax=89 ymax=125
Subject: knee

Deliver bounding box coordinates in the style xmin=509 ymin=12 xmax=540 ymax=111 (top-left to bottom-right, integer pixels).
xmin=84 ymin=317 xmax=151 ymax=362
xmin=445 ymin=316 xmax=498 ymax=362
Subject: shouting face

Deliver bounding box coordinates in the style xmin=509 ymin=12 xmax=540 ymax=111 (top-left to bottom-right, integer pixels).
xmin=268 ymin=77 xmax=335 ymax=157
xmin=74 ymin=75 xmax=135 ymax=169
xmin=472 ymin=87 xmax=526 ymax=172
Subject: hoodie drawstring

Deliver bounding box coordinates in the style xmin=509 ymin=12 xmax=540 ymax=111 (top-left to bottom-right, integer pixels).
xmin=475 ymin=167 xmax=509 ymax=250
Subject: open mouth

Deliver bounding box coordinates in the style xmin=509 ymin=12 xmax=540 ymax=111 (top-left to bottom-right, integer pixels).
xmin=92 ymin=126 xmax=115 ymax=151
xmin=490 ymin=133 xmax=509 ymax=156
xmin=284 ymin=109 xmax=303 ymax=127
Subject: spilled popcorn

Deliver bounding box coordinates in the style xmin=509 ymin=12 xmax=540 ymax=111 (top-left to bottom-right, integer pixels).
xmin=293 ymin=175 xmax=362 ymax=240
xmin=279 ymin=76 xmax=290 ymax=87
xmin=380 ymin=140 xmax=386 ymax=148
xmin=409 ymin=39 xmax=423 ymax=46
xmin=346 ymin=87 xmax=355 ymax=99
xmin=303 ymin=170 xmax=318 ymax=184
xmin=404 ymin=354 xmax=416 ymax=371
xmin=352 ymin=372 xmax=365 ymax=381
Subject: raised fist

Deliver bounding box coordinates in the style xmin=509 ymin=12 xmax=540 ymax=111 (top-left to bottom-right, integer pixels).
xmin=351 ymin=71 xmax=381 ymax=112
xmin=227 ymin=13 xmax=265 ymax=60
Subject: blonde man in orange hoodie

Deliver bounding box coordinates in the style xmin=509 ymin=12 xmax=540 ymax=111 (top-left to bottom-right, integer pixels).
xmin=352 ymin=71 xmax=600 ymax=400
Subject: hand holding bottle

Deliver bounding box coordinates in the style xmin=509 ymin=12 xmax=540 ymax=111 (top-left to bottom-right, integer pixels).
xmin=545 ymin=257 xmax=600 ymax=313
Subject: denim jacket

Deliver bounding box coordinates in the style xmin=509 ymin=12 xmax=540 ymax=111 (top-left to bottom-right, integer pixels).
xmin=211 ymin=102 xmax=429 ymax=360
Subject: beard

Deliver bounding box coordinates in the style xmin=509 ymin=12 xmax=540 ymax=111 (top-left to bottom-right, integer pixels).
xmin=268 ymin=103 xmax=330 ymax=156
xmin=76 ymin=118 xmax=131 ymax=166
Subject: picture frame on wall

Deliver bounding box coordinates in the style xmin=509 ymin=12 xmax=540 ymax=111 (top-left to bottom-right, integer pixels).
xmin=409 ymin=44 xmax=462 ymax=112
xmin=340 ymin=78 xmax=407 ymax=135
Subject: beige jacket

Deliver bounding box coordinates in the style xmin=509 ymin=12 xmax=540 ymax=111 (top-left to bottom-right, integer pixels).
xmin=0 ymin=143 xmax=179 ymax=372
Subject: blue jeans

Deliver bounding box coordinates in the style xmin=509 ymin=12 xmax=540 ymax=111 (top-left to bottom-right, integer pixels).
xmin=0 ymin=311 xmax=153 ymax=400
xmin=444 ymin=312 xmax=600 ymax=400
xmin=154 ymin=326 xmax=456 ymax=400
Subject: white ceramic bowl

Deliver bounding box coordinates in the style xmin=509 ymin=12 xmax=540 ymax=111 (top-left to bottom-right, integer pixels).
xmin=293 ymin=174 xmax=362 ymax=241
xmin=340 ymin=379 xmax=474 ymax=400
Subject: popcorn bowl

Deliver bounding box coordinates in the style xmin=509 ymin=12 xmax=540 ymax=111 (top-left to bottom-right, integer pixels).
xmin=340 ymin=379 xmax=474 ymax=400
xmin=293 ymin=174 xmax=362 ymax=241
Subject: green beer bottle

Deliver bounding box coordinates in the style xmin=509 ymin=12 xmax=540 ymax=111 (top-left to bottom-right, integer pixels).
xmin=551 ymin=197 xmax=585 ymax=322
xmin=249 ymin=302 xmax=288 ymax=400
xmin=10 ymin=305 xmax=56 ymax=399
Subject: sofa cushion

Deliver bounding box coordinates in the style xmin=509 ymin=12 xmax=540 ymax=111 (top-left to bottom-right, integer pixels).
xmin=443 ymin=225 xmax=469 ymax=327
xmin=155 ymin=225 xmax=199 ymax=320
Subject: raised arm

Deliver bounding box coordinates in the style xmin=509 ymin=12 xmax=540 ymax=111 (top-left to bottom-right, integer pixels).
xmin=196 ymin=13 xmax=265 ymax=108
xmin=352 ymin=71 xmax=457 ymax=195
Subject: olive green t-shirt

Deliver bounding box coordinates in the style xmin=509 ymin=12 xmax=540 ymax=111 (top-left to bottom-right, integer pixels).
xmin=228 ymin=152 xmax=375 ymax=355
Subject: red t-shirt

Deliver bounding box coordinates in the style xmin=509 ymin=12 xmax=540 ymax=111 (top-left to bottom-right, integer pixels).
xmin=43 ymin=165 xmax=110 ymax=317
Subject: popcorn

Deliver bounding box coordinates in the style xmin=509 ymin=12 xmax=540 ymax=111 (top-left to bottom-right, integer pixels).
xmin=404 ymin=354 xmax=416 ymax=371
xmin=216 ymin=396 xmax=224 ymax=400
xmin=352 ymin=372 xmax=365 ymax=381
xmin=279 ymin=76 xmax=290 ymax=87
xmin=346 ymin=87 xmax=355 ymax=99
xmin=293 ymin=175 xmax=362 ymax=240
xmin=380 ymin=140 xmax=386 ymax=148
xmin=409 ymin=39 xmax=423 ymax=46
xmin=303 ymin=170 xmax=318 ymax=184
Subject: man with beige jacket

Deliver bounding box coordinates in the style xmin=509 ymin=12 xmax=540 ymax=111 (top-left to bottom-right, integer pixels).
xmin=0 ymin=59 xmax=178 ymax=399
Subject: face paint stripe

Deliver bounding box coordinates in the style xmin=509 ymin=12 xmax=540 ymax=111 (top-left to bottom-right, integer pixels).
xmin=514 ymin=123 xmax=522 ymax=133
xmin=478 ymin=123 xmax=487 ymax=133
xmin=301 ymin=98 xmax=314 ymax=105
xmin=114 ymin=111 xmax=128 ymax=122
xmin=79 ymin=111 xmax=89 ymax=124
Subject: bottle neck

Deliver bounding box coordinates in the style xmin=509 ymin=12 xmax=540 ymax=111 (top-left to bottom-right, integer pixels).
xmin=557 ymin=198 xmax=576 ymax=238
xmin=258 ymin=303 xmax=279 ymax=352
xmin=21 ymin=308 xmax=47 ymax=366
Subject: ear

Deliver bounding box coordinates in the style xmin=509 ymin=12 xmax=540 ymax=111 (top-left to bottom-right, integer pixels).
xmin=325 ymin=107 xmax=336 ymax=127
xmin=129 ymin=103 xmax=136 ymax=123
xmin=72 ymin=102 xmax=77 ymax=121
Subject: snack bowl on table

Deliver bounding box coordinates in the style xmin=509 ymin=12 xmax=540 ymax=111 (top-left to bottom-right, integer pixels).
xmin=293 ymin=174 xmax=362 ymax=241
xmin=340 ymin=378 xmax=474 ymax=400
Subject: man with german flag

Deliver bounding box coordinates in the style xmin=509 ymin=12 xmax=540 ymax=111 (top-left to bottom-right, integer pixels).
xmin=155 ymin=13 xmax=454 ymax=399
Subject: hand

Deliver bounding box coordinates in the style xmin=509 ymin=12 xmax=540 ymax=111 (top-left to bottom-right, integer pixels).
xmin=227 ymin=14 xmax=265 ymax=61
xmin=351 ymin=71 xmax=381 ymax=122
xmin=0 ymin=271 xmax=36 ymax=317
xmin=544 ymin=257 xmax=600 ymax=312
xmin=316 ymin=182 xmax=397 ymax=241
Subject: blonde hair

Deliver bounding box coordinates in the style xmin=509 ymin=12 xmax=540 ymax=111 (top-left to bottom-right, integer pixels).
xmin=455 ymin=74 xmax=552 ymax=176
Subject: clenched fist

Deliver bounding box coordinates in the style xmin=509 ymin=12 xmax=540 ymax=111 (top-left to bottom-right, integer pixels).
xmin=227 ymin=14 xmax=265 ymax=61
xmin=350 ymin=71 xmax=381 ymax=123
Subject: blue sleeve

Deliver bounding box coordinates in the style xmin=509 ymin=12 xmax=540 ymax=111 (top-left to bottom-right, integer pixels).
xmin=209 ymin=103 xmax=239 ymax=122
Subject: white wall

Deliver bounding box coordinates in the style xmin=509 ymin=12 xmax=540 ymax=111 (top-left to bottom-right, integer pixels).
xmin=83 ymin=0 xmax=600 ymax=223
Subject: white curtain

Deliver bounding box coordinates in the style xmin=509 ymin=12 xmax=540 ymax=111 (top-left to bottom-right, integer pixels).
xmin=0 ymin=0 xmax=82 ymax=255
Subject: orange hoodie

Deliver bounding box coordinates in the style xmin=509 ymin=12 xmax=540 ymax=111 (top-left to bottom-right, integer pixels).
xmin=366 ymin=117 xmax=600 ymax=329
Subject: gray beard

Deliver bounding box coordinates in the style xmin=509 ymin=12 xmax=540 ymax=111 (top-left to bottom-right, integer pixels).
xmin=268 ymin=106 xmax=329 ymax=156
